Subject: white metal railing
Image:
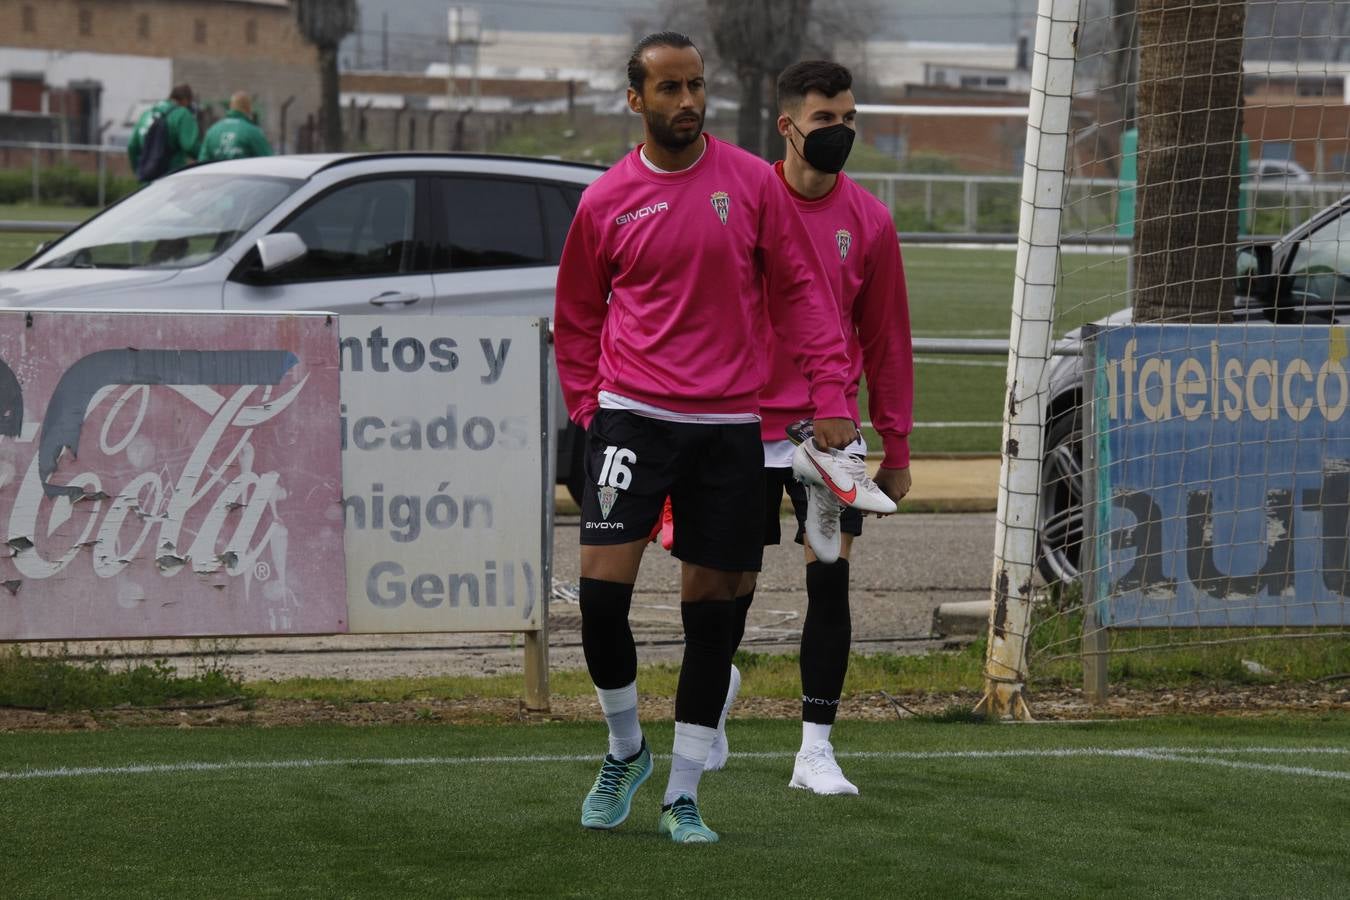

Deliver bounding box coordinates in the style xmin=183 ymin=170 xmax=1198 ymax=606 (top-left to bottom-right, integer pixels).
xmin=4 ymin=140 xmax=1346 ymax=237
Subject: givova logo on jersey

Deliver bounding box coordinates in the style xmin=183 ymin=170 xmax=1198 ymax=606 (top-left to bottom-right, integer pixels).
xmin=615 ymin=202 xmax=669 ymax=225
xmin=835 ymin=228 xmax=852 ymax=261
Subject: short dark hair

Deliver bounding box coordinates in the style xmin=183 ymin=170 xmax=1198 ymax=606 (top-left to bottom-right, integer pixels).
xmin=169 ymin=83 xmax=194 ymax=104
xmin=776 ymin=60 xmax=853 ymax=112
xmin=627 ymin=31 xmax=700 ymax=93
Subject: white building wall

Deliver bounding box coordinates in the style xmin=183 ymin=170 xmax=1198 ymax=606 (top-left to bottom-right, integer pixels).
xmin=862 ymin=41 xmax=1019 ymax=88
xmin=0 ymin=49 xmax=172 ymax=142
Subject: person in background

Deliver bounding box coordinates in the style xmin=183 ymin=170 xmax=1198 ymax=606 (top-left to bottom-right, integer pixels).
xmin=708 ymin=59 xmax=914 ymax=795
xmin=127 ymin=83 xmax=201 ymax=181
xmin=201 ymin=92 xmax=274 ymax=162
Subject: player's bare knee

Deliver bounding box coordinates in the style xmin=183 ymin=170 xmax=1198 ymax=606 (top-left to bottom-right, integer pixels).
xmin=581 ymin=540 xmax=647 ymax=584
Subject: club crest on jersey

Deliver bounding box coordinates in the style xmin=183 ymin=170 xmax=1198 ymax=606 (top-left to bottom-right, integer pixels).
xmin=599 ymin=485 xmax=619 ymax=520
xmin=710 ymin=191 xmax=731 ymax=225
xmin=835 ymin=228 xmax=853 ymax=261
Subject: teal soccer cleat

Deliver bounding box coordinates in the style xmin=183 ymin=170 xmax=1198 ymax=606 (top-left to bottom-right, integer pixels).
xmin=658 ymin=795 xmax=719 ymax=844
xmin=580 ymin=741 xmax=652 ymax=829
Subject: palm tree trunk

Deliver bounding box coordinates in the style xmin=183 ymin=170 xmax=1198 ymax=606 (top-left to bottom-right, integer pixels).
xmin=1132 ymin=0 xmax=1247 ymax=323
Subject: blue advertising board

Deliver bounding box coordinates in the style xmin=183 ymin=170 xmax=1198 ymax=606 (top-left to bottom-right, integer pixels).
xmin=1087 ymin=323 xmax=1350 ymax=627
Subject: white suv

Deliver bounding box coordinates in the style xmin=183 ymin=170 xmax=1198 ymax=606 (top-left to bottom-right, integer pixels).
xmin=0 ymin=152 xmax=605 ymax=498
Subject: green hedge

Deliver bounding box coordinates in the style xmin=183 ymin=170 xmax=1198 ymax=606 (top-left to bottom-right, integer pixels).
xmin=0 ymin=164 xmax=138 ymax=207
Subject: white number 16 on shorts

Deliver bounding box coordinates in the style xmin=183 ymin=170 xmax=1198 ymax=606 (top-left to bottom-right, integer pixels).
xmin=598 ymin=446 xmax=636 ymax=490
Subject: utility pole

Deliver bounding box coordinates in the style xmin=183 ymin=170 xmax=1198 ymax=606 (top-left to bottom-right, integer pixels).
xmin=448 ymin=6 xmax=483 ymax=149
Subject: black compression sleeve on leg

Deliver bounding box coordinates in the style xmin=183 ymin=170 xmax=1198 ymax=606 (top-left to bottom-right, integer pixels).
xmin=801 ymin=559 xmax=851 ymax=725
xmin=674 ymin=600 xmax=735 ymax=727
xmin=730 ymin=591 xmax=754 ymax=654
xmin=579 ymin=577 xmax=637 ymax=690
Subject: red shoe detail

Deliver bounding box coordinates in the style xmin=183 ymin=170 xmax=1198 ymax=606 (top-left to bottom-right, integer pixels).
xmin=807 ymin=455 xmax=858 ymax=505
xmin=659 ymin=496 xmax=675 ymax=551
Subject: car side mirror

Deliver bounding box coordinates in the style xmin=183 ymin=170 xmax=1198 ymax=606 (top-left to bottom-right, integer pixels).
xmin=1236 ymin=242 xmax=1276 ymax=303
xmin=255 ymin=232 xmax=307 ymax=272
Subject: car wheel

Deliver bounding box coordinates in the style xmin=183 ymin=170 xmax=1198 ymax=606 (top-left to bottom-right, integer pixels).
xmin=1036 ymin=411 xmax=1083 ymax=584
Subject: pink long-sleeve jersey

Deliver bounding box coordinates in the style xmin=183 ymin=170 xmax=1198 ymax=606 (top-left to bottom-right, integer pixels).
xmin=758 ymin=162 xmax=914 ymax=468
xmin=554 ymin=133 xmax=851 ymax=429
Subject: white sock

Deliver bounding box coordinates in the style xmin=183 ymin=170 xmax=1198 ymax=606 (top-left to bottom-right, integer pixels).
xmin=801 ymin=721 xmax=832 ymax=752
xmin=596 ymin=682 xmax=642 ymax=760
xmin=664 ymin=722 xmax=717 ymax=804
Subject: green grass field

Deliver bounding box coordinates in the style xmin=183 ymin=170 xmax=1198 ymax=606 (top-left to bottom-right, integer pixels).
xmin=2 ymin=715 xmax=1345 ymax=898
xmin=0 ymin=202 xmax=1126 ymax=455
xmin=876 ymin=245 xmax=1127 ymax=453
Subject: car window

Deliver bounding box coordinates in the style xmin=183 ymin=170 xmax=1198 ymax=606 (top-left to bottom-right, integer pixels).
xmin=33 ymin=174 xmax=299 ymax=270
xmin=539 ymin=184 xmax=578 ymax=264
xmin=1287 ymin=211 xmax=1350 ymax=306
xmin=278 ymin=178 xmax=416 ymax=281
xmin=433 ymin=177 xmax=547 ymax=270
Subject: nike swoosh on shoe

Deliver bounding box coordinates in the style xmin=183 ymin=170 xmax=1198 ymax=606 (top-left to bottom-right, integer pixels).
xmin=808 ymin=456 xmax=857 ymax=504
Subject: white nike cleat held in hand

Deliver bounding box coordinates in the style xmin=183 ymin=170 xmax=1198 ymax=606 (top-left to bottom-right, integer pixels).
xmin=791 ymin=441 xmax=896 ymax=514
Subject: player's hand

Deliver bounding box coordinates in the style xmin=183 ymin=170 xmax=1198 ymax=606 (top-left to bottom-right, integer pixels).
xmin=812 ymin=417 xmax=857 ymax=450
xmin=874 ymin=466 xmax=911 ymax=505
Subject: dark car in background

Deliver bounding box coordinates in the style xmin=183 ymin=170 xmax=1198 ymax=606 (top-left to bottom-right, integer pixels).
xmin=1038 ymin=193 xmax=1350 ymax=583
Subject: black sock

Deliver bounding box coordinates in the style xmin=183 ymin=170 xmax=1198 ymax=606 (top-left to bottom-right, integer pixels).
xmin=730 ymin=590 xmax=754 ymax=654
xmin=579 ymin=577 xmax=637 ymax=690
xmin=674 ymin=600 xmax=735 ymax=727
xmin=801 ymin=560 xmax=851 ymax=725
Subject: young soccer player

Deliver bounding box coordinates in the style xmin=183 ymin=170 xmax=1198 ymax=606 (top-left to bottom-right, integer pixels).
xmin=706 ymin=60 xmax=914 ymax=794
xmin=553 ymin=34 xmax=857 ymax=843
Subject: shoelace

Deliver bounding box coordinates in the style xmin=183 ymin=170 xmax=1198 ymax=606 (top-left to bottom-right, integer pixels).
xmin=810 ymin=479 xmax=841 ymax=531
xmin=591 ymin=757 xmax=628 ymax=798
xmin=801 ymin=745 xmax=844 ymax=775
xmin=667 ymin=799 xmax=703 ymax=827
xmin=813 ymin=492 xmax=840 ymax=538
xmin=841 ymin=455 xmax=881 ymax=495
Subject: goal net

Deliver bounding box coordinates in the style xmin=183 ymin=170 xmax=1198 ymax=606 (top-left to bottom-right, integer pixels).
xmin=981 ymin=0 xmax=1350 ymax=718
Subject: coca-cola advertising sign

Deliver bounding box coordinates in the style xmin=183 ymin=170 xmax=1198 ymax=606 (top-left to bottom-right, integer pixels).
xmin=0 ymin=311 xmax=346 ymax=640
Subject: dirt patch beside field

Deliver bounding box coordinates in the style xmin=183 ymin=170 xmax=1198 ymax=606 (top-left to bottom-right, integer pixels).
xmin=1 ymin=682 xmax=1343 ymax=733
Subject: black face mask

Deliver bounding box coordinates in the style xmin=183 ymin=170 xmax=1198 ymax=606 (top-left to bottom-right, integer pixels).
xmin=790 ymin=121 xmax=855 ymax=174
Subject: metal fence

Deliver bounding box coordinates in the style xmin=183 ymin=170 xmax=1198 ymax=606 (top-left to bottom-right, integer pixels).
xmin=4 ymin=139 xmax=1345 ymax=239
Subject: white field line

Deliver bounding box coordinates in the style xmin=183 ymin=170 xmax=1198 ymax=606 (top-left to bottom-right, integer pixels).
xmin=2 ymin=746 xmax=1346 ymax=783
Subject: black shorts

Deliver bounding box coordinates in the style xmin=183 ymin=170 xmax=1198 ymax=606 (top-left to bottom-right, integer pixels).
xmin=761 ymin=466 xmax=864 ymax=547
xmin=580 ymin=409 xmax=766 ymax=572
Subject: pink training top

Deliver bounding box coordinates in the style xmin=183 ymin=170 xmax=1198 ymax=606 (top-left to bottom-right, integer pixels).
xmin=554 ymin=133 xmax=851 ymax=429
xmin=758 ymin=162 xmax=914 ymax=468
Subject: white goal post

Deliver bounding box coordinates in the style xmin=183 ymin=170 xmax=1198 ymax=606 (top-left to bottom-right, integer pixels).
xmin=976 ymin=0 xmax=1079 ymax=721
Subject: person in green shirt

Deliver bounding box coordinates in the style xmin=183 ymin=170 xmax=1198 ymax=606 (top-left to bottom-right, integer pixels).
xmin=201 ymin=92 xmax=275 ymax=162
xmin=127 ymin=83 xmax=202 ymax=182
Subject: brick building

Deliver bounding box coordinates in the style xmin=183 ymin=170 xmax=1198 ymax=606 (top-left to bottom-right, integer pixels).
xmin=1244 ymin=63 xmax=1350 ymax=176
xmin=0 ymin=0 xmax=319 ymax=156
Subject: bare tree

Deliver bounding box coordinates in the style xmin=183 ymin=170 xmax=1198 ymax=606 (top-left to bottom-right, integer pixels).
xmin=294 ymin=0 xmax=359 ymax=152
xmin=1132 ymin=0 xmax=1246 ymax=322
xmin=624 ymin=1 xmax=877 ymax=158
xmin=707 ymin=0 xmax=811 ymax=158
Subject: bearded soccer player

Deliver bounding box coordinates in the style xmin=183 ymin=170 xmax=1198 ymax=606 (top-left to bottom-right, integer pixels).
xmin=554 ymin=33 xmax=857 ymax=843
xmin=706 ymin=60 xmax=914 ymax=794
